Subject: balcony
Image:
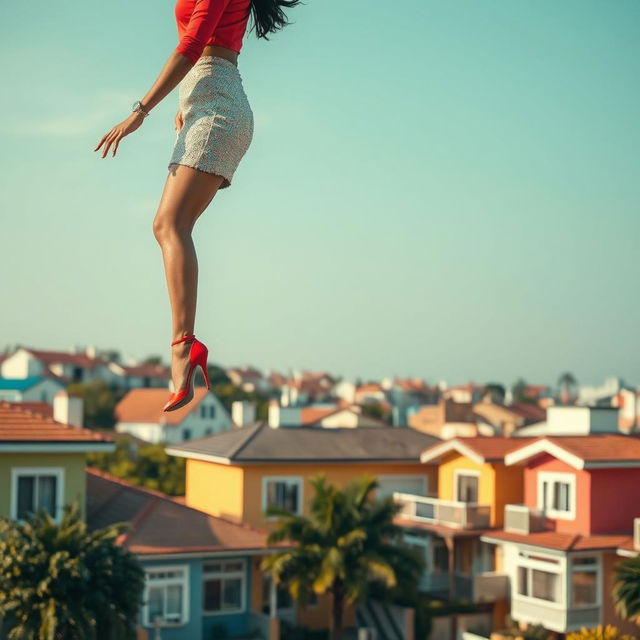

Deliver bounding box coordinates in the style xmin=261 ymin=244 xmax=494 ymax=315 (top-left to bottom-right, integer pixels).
xmin=418 ymin=572 xmax=509 ymax=603
xmin=393 ymin=492 xmax=491 ymax=530
xmin=504 ymin=504 xmax=547 ymax=534
xmin=634 ymin=517 xmax=640 ymax=551
xmin=512 ymin=597 xmax=601 ymax=633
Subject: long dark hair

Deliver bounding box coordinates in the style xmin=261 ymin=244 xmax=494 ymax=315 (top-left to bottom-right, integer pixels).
xmin=249 ymin=0 xmax=304 ymax=40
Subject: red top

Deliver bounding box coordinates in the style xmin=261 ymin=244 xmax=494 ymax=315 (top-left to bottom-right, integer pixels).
xmin=174 ymin=0 xmax=252 ymax=65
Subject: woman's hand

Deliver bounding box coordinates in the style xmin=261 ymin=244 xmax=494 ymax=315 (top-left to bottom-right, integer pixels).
xmin=93 ymin=112 xmax=145 ymax=158
xmin=175 ymin=109 xmax=184 ymax=133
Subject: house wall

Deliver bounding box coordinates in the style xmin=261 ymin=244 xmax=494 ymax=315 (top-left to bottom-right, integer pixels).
xmin=0 ymin=452 xmax=87 ymax=519
xmin=185 ymin=460 xmax=245 ymax=523
xmin=524 ymin=455 xmax=591 ymax=534
xmin=589 ymin=468 xmax=640 ymax=534
xmin=1 ymin=350 xmax=43 ymax=378
xmin=492 ymin=462 xmax=525 ymax=528
xmin=116 ymin=421 xmax=163 ymax=443
xmin=241 ymin=462 xmax=438 ymax=530
xmin=437 ymin=453 xmax=497 ymax=523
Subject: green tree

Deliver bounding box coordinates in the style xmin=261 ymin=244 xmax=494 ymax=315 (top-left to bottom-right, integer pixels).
xmin=66 ymin=380 xmax=124 ymax=429
xmin=0 ymin=501 xmax=145 ymax=640
xmin=512 ymin=378 xmax=535 ymax=404
xmin=612 ymin=555 xmax=640 ymax=625
xmin=87 ymin=440 xmax=186 ymax=495
xmin=260 ymin=473 xmax=424 ymax=640
xmin=557 ymin=371 xmax=578 ymax=405
xmin=483 ymin=383 xmax=506 ymax=404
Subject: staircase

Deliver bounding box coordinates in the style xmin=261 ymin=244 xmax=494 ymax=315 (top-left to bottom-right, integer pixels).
xmin=355 ymin=600 xmax=405 ymax=640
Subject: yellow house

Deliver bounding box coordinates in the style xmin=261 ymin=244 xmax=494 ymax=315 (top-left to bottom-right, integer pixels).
xmin=166 ymin=421 xmax=440 ymax=630
xmin=393 ymin=437 xmax=533 ymax=633
xmin=0 ymin=400 xmax=113 ymax=523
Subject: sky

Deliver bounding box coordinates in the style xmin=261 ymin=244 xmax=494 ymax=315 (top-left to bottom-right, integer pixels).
xmin=1 ymin=0 xmax=638 ymax=389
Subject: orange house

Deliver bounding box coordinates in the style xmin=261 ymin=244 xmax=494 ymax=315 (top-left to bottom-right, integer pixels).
xmin=166 ymin=421 xmax=440 ymax=631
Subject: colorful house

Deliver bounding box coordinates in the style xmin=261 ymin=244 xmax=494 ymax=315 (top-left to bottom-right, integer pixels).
xmin=480 ymin=407 xmax=640 ymax=635
xmin=86 ymin=468 xmax=279 ymax=640
xmin=166 ymin=421 xmax=440 ymax=629
xmin=115 ymin=387 xmax=235 ymax=444
xmin=393 ymin=437 xmax=532 ymax=633
xmin=0 ymin=400 xmax=113 ymax=522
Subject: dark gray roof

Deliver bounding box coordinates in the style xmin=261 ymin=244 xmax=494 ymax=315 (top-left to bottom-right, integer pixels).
xmin=166 ymin=421 xmax=441 ymax=463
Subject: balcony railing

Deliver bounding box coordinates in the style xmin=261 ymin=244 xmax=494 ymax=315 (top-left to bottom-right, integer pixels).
xmin=634 ymin=517 xmax=640 ymax=551
xmin=393 ymin=492 xmax=491 ymax=530
xmin=504 ymin=504 xmax=547 ymax=534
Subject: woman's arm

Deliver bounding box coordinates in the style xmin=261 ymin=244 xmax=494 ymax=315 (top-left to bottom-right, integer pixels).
xmin=137 ymin=52 xmax=194 ymax=115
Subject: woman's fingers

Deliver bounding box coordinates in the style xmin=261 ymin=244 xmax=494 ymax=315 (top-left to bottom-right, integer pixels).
xmin=111 ymin=134 xmax=122 ymax=157
xmin=101 ymin=131 xmax=118 ymax=158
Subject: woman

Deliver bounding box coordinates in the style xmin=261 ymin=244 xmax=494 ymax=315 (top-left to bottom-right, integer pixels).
xmin=94 ymin=0 xmax=301 ymax=412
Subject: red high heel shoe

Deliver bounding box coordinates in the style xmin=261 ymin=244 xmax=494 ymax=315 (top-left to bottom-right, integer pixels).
xmin=163 ymin=333 xmax=211 ymax=412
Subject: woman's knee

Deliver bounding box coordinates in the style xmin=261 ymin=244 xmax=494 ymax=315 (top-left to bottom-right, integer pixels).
xmin=152 ymin=213 xmax=192 ymax=244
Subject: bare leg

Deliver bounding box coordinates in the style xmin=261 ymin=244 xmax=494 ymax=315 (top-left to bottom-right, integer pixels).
xmin=153 ymin=164 xmax=226 ymax=391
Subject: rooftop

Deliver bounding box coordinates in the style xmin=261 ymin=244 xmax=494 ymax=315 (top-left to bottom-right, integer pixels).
xmin=166 ymin=421 xmax=441 ymax=464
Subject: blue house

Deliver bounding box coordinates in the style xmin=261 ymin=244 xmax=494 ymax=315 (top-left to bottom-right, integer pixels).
xmin=86 ymin=468 xmax=279 ymax=639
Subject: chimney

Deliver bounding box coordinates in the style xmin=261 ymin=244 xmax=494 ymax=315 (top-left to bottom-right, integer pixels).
xmin=232 ymin=400 xmax=256 ymax=427
xmin=268 ymin=400 xmax=280 ymax=428
xmin=86 ymin=345 xmax=97 ymax=359
xmin=53 ymin=391 xmax=84 ymax=428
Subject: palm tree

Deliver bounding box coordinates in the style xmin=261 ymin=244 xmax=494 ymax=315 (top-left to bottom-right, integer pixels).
xmin=557 ymin=372 xmax=578 ymax=405
xmin=612 ymin=555 xmax=640 ymax=625
xmin=260 ymin=473 xmax=425 ymax=640
xmin=0 ymin=500 xmax=145 ymax=640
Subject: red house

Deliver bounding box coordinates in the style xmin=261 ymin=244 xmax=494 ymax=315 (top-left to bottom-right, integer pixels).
xmin=482 ymin=406 xmax=640 ymax=636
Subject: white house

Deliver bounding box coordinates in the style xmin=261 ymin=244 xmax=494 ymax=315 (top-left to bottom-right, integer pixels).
xmin=107 ymin=362 xmax=170 ymax=390
xmin=1 ymin=346 xmax=112 ymax=384
xmin=114 ymin=387 xmax=235 ymax=444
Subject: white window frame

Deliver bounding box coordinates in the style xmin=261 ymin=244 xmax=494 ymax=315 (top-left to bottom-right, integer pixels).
xmin=453 ymin=469 xmax=481 ymax=503
xmin=202 ymin=558 xmax=247 ymax=616
xmin=376 ymin=474 xmax=429 ymax=497
xmin=569 ymin=553 xmax=601 ymax=609
xmin=262 ymin=476 xmax=304 ymax=520
xmin=537 ymin=471 xmax=576 ymax=520
xmin=143 ymin=564 xmax=190 ymax=627
xmin=514 ymin=551 xmax=565 ymax=609
xmin=10 ymin=467 xmax=64 ymax=524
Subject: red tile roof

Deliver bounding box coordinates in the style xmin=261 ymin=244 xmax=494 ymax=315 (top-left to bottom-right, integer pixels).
xmin=544 ymin=434 xmax=640 ymax=462
xmin=508 ymin=402 xmax=547 ymax=423
xmin=0 ymin=401 xmax=112 ymax=443
xmin=505 ymin=434 xmax=640 ymax=467
xmin=420 ymin=437 xmax=537 ymax=464
xmin=24 ymin=347 xmax=108 ymax=369
xmin=115 ymin=387 xmax=210 ymax=426
xmin=5 ymin=401 xmax=53 ymax=419
xmin=483 ymin=529 xmax=633 ymax=552
xmin=118 ymin=363 xmax=170 ymax=379
xmin=86 ymin=468 xmax=276 ymax=555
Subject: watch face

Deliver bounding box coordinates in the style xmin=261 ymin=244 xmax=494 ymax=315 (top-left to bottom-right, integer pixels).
xmin=133 ymin=100 xmax=140 ymax=110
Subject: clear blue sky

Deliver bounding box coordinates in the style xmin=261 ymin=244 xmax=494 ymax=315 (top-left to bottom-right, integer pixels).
xmin=1 ymin=0 xmax=638 ymax=388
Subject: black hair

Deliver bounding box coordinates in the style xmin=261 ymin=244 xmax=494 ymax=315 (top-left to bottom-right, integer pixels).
xmin=249 ymin=0 xmax=304 ymax=41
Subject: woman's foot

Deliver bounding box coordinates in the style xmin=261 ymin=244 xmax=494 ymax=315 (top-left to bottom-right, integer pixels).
xmin=169 ymin=338 xmax=194 ymax=392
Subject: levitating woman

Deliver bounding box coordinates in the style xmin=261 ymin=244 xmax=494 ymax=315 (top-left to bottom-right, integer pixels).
xmin=94 ymin=0 xmax=301 ymax=411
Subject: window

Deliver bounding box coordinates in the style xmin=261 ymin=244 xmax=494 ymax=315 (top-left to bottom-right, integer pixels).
xmin=209 ymin=405 xmax=215 ymax=418
xmin=144 ymin=566 xmax=189 ymax=626
xmin=182 ymin=428 xmax=192 ymax=441
xmin=203 ymin=559 xmax=245 ymax=614
xmin=455 ymin=471 xmax=479 ymax=503
xmin=200 ymin=405 xmax=206 ymax=418
xmin=517 ymin=566 xmax=561 ymax=603
xmin=538 ymin=472 xmax=576 ymax=519
xmin=205 ymin=427 xmax=213 ymax=436
xmin=11 ymin=468 xmax=63 ymax=522
xmin=571 ymin=556 xmax=600 ymax=607
xmin=262 ymin=477 xmax=303 ymax=516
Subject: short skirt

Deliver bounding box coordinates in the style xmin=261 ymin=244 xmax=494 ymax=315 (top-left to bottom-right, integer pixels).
xmin=168 ymin=55 xmax=254 ymax=189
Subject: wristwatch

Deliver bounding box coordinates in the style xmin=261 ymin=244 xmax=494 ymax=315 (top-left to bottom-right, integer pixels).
xmin=132 ymin=100 xmax=150 ymax=117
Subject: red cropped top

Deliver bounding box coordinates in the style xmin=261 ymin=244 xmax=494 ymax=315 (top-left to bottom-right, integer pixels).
xmin=174 ymin=0 xmax=252 ymax=65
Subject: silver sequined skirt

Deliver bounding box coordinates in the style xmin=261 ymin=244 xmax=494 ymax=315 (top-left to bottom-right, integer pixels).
xmin=168 ymin=55 xmax=254 ymax=189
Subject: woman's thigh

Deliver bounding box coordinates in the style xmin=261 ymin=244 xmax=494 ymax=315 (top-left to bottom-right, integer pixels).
xmin=155 ymin=164 xmax=226 ymax=232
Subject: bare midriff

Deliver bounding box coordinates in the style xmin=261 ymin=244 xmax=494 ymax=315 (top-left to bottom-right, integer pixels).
xmin=201 ymin=44 xmax=239 ymax=67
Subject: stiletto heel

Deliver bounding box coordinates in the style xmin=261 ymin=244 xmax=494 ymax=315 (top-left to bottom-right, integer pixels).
xmin=163 ymin=333 xmax=211 ymax=412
